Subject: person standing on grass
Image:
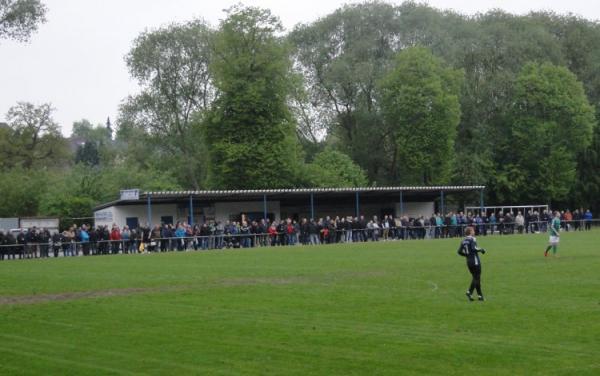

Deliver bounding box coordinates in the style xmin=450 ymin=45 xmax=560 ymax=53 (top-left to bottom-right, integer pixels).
xmin=109 ymin=224 xmax=120 ymax=254
xmin=0 ymin=231 xmax=5 ymax=260
xmin=545 ymin=211 xmax=561 ymax=257
xmin=457 ymin=226 xmax=486 ymax=301
xmin=51 ymin=231 xmax=61 ymax=258
xmin=79 ymin=225 xmax=90 ymax=256
xmin=584 ymin=209 xmax=592 ymax=231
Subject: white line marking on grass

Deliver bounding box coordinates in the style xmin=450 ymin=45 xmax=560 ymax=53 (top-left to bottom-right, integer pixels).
xmin=427 ymin=281 xmax=438 ymax=292
xmin=0 ymin=330 xmax=202 ymax=373
xmin=0 ymin=344 xmax=140 ymax=375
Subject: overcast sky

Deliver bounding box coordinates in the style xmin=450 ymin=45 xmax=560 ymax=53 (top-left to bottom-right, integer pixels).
xmin=1 ymin=0 xmax=599 ymax=135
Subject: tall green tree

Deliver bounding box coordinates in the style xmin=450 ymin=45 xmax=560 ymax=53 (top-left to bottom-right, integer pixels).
xmin=4 ymin=102 xmax=68 ymax=169
xmin=532 ymin=13 xmax=600 ymax=212
xmin=289 ymin=2 xmax=404 ymax=183
xmin=450 ymin=11 xmax=564 ymax=193
xmin=574 ymin=125 xmax=600 ymax=213
xmin=204 ymin=5 xmax=302 ymax=189
xmin=0 ymin=122 xmax=18 ymax=170
xmin=288 ymin=2 xmax=600 ymax=203
xmin=509 ymin=62 xmax=595 ymax=204
xmin=380 ymin=47 xmax=462 ymax=185
xmin=0 ymin=0 xmax=46 ymax=41
xmin=120 ymin=20 xmax=214 ymax=189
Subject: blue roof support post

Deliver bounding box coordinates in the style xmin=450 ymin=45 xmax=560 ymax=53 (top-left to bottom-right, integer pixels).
xmin=263 ymin=194 xmax=267 ymax=221
xmin=147 ymin=193 xmax=152 ymax=228
xmin=355 ymin=191 xmax=360 ymax=218
xmin=480 ymin=188 xmax=485 ymax=215
xmin=189 ymin=195 xmax=194 ymax=225
xmin=310 ymin=192 xmax=315 ymax=219
xmin=399 ymin=190 xmax=404 ymax=217
xmin=440 ymin=190 xmax=445 ymax=215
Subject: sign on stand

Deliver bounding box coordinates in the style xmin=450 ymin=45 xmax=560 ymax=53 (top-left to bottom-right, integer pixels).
xmin=120 ymin=189 xmax=140 ymax=200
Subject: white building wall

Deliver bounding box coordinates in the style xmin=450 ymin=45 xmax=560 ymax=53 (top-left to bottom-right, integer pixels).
xmin=94 ymin=204 xmax=179 ymax=228
xmin=395 ymin=202 xmax=435 ymax=218
xmin=94 ymin=207 xmax=116 ymax=228
xmin=94 ymin=201 xmax=282 ymax=228
xmin=94 ymin=200 xmax=433 ymax=228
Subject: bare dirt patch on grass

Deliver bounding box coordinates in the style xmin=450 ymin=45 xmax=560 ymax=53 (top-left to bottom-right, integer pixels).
xmin=0 ymin=271 xmax=385 ymax=306
xmin=0 ymin=287 xmax=179 ymax=305
xmin=0 ymin=276 xmax=309 ymax=306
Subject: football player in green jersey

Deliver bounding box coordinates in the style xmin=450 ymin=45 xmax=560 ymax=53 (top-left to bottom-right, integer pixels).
xmin=545 ymin=211 xmax=561 ymax=257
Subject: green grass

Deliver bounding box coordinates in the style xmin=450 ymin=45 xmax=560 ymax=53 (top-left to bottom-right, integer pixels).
xmin=0 ymin=231 xmax=599 ymax=375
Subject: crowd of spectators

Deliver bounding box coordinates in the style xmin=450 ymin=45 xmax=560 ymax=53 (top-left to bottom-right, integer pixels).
xmin=0 ymin=208 xmax=595 ymax=260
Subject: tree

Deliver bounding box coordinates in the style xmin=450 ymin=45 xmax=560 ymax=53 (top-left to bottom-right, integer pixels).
xmin=288 ymin=1 xmax=600 ymax=202
xmin=72 ymin=119 xmax=111 ymax=142
xmin=71 ymin=119 xmax=115 ymax=166
xmin=0 ymin=122 xmax=18 ymax=169
xmin=509 ymin=62 xmax=595 ymax=203
xmin=204 ymin=5 xmax=302 ymax=189
xmin=305 ymin=149 xmax=368 ymax=187
xmin=289 ymin=2 xmax=404 ymax=183
xmin=574 ymin=126 xmax=600 ymax=213
xmin=379 ymin=47 xmax=463 ymax=185
xmin=0 ymin=168 xmax=48 ymax=216
xmin=75 ymin=141 xmax=100 ymax=166
xmin=37 ymin=164 xmax=183 ymax=226
xmin=121 ymin=19 xmax=214 ymax=189
xmin=4 ymin=102 xmax=68 ymax=169
xmin=0 ymin=0 xmax=46 ymax=41
xmin=532 ymin=13 xmax=600 ymax=212
xmin=538 ymin=147 xmax=577 ymax=203
xmin=448 ymin=11 xmax=564 ymax=196
xmin=105 ymin=117 xmax=113 ymax=139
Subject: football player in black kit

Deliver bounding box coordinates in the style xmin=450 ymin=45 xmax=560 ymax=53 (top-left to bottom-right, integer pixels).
xmin=457 ymin=226 xmax=486 ymax=301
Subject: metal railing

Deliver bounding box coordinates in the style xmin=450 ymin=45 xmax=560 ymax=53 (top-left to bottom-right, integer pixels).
xmin=0 ymin=219 xmax=598 ymax=260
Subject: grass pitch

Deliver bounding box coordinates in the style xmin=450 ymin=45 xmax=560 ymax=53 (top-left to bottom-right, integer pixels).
xmin=0 ymin=231 xmax=598 ymax=375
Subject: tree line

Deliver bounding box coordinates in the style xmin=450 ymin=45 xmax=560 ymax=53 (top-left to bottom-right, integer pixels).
xmin=1 ymin=1 xmax=599 ymax=222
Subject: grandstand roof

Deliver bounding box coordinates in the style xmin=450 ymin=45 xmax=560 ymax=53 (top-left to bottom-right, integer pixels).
xmin=145 ymin=185 xmax=484 ymax=196
xmin=94 ymin=185 xmax=485 ymax=211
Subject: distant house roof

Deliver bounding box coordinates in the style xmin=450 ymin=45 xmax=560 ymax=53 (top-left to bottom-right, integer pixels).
xmin=94 ymin=185 xmax=485 ymax=211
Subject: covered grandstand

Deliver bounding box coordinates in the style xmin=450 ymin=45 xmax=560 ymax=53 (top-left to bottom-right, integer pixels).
xmin=93 ymin=186 xmax=485 ymax=229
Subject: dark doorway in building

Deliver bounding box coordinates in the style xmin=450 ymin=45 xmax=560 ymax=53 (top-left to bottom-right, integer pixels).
xmin=126 ymin=217 xmax=139 ymax=230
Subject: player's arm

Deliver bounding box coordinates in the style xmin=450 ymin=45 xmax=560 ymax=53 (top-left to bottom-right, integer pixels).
xmin=473 ymin=239 xmax=486 ymax=254
xmin=457 ymin=243 xmax=466 ymax=257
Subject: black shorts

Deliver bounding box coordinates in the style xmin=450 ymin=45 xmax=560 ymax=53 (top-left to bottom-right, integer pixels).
xmin=468 ymin=263 xmax=481 ymax=277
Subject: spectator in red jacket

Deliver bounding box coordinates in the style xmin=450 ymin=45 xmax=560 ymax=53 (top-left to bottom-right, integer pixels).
xmin=268 ymin=223 xmax=278 ymax=246
xmin=109 ymin=224 xmax=122 ymax=254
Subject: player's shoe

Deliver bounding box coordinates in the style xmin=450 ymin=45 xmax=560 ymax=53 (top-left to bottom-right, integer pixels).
xmin=544 ymin=249 xmax=549 ymax=257
xmin=466 ymin=292 xmax=474 ymax=301
xmin=478 ymin=295 xmax=485 ymax=301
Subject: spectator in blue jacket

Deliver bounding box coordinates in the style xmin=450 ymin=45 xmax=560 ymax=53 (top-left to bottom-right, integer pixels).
xmin=175 ymin=224 xmax=186 ymax=251
xmin=584 ymin=209 xmax=593 ymax=230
